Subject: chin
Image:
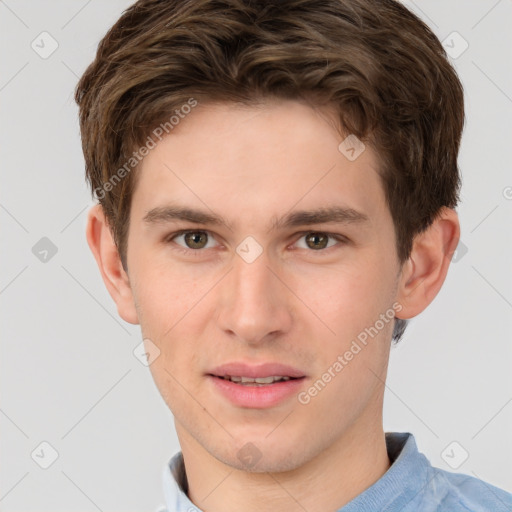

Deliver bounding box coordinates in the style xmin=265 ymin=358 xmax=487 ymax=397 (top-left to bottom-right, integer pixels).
xmin=211 ymin=435 xmax=311 ymax=474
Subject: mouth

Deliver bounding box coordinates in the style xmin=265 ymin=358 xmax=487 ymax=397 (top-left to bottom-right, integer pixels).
xmin=206 ymin=362 xmax=307 ymax=408
xmin=210 ymin=375 xmax=303 ymax=386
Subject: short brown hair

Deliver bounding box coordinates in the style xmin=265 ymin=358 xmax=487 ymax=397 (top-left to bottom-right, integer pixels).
xmin=75 ymin=0 xmax=465 ymax=341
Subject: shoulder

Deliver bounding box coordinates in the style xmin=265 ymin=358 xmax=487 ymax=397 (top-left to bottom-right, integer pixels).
xmin=423 ymin=465 xmax=512 ymax=512
xmin=381 ymin=433 xmax=512 ymax=512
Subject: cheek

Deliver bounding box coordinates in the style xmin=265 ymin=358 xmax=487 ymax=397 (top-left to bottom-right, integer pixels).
xmin=134 ymin=266 xmax=207 ymax=405
xmin=293 ymin=259 xmax=394 ymax=415
xmin=131 ymin=272 xmax=198 ymax=384
xmin=291 ymin=256 xmax=392 ymax=342
xmin=133 ymin=261 xmax=204 ymax=330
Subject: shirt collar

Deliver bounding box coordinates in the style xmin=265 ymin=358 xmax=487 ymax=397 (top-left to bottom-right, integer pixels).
xmin=161 ymin=432 xmax=431 ymax=512
xmin=341 ymin=432 xmax=432 ymax=511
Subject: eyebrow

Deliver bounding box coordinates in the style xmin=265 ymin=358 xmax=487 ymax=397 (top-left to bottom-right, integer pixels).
xmin=142 ymin=204 xmax=369 ymax=232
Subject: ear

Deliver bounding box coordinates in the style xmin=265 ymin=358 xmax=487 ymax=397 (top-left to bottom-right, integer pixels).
xmin=396 ymin=207 xmax=460 ymax=319
xmin=85 ymin=204 xmax=139 ymax=325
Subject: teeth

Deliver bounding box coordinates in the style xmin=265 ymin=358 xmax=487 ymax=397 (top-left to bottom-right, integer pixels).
xmin=222 ymin=375 xmax=292 ymax=384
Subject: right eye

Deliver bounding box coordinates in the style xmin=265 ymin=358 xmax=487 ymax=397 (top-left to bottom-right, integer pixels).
xmin=167 ymin=230 xmax=220 ymax=251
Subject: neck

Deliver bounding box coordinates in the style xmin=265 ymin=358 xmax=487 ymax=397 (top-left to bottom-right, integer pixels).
xmin=177 ymin=419 xmax=391 ymax=512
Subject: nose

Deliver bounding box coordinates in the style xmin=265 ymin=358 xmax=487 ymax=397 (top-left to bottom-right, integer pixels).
xmin=216 ymin=249 xmax=293 ymax=346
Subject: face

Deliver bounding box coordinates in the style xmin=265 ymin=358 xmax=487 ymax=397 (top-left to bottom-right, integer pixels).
xmin=125 ymin=100 xmax=403 ymax=472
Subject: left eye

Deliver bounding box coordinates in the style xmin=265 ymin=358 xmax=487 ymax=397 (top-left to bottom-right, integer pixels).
xmin=171 ymin=231 xmax=218 ymax=250
xmin=294 ymin=232 xmax=340 ymax=251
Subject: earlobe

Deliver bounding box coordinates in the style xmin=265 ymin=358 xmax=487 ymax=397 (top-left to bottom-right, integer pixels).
xmin=396 ymin=207 xmax=460 ymax=320
xmin=85 ymin=204 xmax=139 ymax=325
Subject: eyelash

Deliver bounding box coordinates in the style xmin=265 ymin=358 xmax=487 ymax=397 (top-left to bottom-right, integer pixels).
xmin=165 ymin=229 xmax=348 ymax=256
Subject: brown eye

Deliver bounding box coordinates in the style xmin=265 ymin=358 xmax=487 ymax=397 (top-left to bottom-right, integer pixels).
xmin=305 ymin=232 xmax=329 ymax=250
xmin=183 ymin=231 xmax=209 ymax=249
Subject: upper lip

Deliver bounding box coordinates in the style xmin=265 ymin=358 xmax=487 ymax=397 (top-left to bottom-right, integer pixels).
xmin=208 ymin=362 xmax=306 ymax=379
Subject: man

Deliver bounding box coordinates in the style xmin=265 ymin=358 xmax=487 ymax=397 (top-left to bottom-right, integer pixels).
xmin=74 ymin=0 xmax=512 ymax=510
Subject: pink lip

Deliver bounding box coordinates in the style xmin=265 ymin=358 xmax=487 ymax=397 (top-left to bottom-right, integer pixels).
xmin=208 ymin=362 xmax=306 ymax=379
xmin=207 ymin=362 xmax=307 ymax=409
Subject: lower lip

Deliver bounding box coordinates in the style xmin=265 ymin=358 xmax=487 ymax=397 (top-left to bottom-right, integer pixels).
xmin=208 ymin=376 xmax=306 ymax=408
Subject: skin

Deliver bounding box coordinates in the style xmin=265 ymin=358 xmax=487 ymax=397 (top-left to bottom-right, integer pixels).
xmin=86 ymin=99 xmax=459 ymax=512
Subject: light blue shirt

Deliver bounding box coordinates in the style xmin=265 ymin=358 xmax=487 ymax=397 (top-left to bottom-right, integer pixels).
xmin=157 ymin=432 xmax=512 ymax=511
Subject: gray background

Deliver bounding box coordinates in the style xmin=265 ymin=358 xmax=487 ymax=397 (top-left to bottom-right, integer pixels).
xmin=1 ymin=0 xmax=511 ymax=510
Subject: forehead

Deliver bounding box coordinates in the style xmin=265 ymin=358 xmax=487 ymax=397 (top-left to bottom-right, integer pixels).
xmin=131 ymin=100 xmax=388 ymax=229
